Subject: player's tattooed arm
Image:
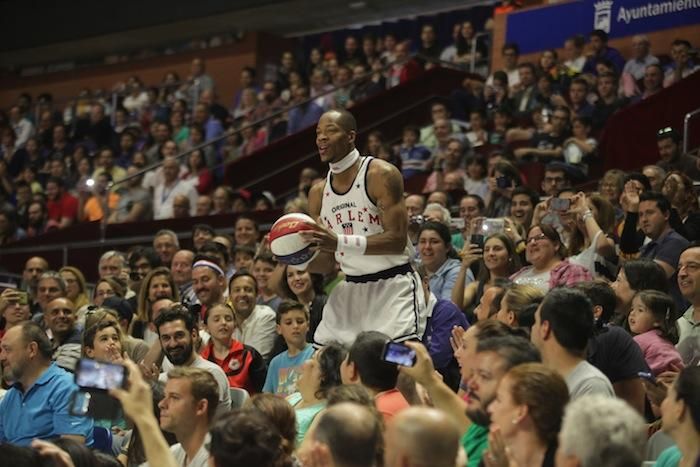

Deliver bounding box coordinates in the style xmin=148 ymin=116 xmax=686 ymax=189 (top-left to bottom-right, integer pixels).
xmin=366 ymin=160 xmax=408 ymax=255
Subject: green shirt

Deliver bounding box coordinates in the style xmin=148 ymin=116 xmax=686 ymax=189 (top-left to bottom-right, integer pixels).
xmin=452 ymin=232 xmax=465 ymax=251
xmin=461 ymin=423 xmax=489 ymax=467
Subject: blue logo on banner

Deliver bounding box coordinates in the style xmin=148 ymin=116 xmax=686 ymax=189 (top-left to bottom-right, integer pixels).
xmin=506 ymin=0 xmax=700 ymax=54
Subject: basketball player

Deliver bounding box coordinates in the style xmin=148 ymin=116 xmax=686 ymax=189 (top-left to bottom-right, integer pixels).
xmin=300 ymin=109 xmax=426 ymax=346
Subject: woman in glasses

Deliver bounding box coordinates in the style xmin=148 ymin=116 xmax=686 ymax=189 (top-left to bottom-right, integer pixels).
xmin=510 ymin=224 xmax=592 ymax=292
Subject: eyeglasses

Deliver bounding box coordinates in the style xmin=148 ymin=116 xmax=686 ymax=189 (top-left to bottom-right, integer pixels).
xmin=657 ymin=127 xmax=674 ymax=136
xmin=543 ymin=177 xmax=565 ymax=184
xmin=526 ymin=233 xmax=548 ymax=244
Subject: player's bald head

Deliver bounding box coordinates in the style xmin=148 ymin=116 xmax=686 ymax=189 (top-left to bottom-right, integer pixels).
xmin=322 ymin=109 xmax=357 ymax=133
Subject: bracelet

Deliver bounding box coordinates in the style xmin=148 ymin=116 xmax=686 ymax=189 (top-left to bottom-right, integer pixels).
xmin=337 ymin=234 xmax=367 ymax=256
xmin=581 ymin=210 xmax=594 ymax=222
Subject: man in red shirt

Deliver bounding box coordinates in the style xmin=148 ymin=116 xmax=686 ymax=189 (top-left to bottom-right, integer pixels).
xmin=45 ymin=176 xmax=78 ymax=229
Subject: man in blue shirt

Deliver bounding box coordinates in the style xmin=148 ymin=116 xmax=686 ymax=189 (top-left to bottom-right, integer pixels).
xmin=0 ymin=321 xmax=93 ymax=446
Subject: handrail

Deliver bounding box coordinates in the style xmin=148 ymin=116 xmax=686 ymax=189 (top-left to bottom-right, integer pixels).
xmin=1 ymin=91 xmax=441 ymax=257
xmin=0 ymin=222 xmax=274 ymax=256
xmin=470 ymin=32 xmax=491 ymax=73
xmin=238 ymin=93 xmax=439 ymax=193
xmin=683 ymin=107 xmax=700 ymax=155
xmin=108 ymin=52 xmax=474 ymax=191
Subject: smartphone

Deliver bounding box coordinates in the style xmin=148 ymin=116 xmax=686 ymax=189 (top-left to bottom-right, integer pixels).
xmin=450 ymin=217 xmax=465 ymax=230
xmin=69 ymin=390 xmax=122 ymax=420
xmin=470 ymin=234 xmax=485 ymax=249
xmin=74 ymin=358 xmax=127 ymax=391
xmin=381 ymin=342 xmax=417 ymax=367
xmin=16 ymin=291 xmax=28 ymax=306
xmin=409 ymin=214 xmax=425 ymax=226
xmin=482 ymin=218 xmax=505 ymax=235
xmin=550 ymin=197 xmax=571 ymax=212
xmin=496 ymin=176 xmax=512 ymax=189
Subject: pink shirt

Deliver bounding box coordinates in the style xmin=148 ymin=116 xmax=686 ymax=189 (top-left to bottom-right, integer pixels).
xmin=375 ymin=389 xmax=409 ymax=424
xmin=633 ymin=330 xmax=684 ymax=375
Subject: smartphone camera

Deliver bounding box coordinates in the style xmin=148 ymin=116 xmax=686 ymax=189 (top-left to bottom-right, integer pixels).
xmin=496 ymin=176 xmax=512 ymax=189
xmin=75 ymin=358 xmax=127 ymax=391
xmin=17 ymin=291 xmax=28 ymax=306
xmin=381 ymin=342 xmax=417 ymax=367
xmin=450 ymin=217 xmax=465 ymax=230
xmin=550 ymin=197 xmax=571 ymax=212
xmin=71 ymin=358 xmax=127 ymax=420
xmin=482 ymin=218 xmax=505 ymax=235
xmin=410 ymin=215 xmax=425 ymax=226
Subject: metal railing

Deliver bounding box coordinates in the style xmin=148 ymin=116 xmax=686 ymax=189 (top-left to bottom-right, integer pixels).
xmin=108 ymin=51 xmax=479 ymax=192
xmin=1 ymin=76 xmax=451 ymax=260
xmin=470 ymin=32 xmax=491 ymax=74
xmin=683 ymin=107 xmax=700 ymax=155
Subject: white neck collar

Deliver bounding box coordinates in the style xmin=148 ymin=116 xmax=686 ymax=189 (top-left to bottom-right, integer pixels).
xmin=329 ymin=148 xmax=360 ymax=174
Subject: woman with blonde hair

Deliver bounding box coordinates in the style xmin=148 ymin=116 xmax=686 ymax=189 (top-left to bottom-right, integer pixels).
xmin=59 ymin=266 xmax=90 ymax=322
xmin=130 ymin=267 xmax=179 ymax=343
xmin=496 ymin=284 xmax=545 ymax=329
xmin=93 ymin=277 xmax=126 ymax=307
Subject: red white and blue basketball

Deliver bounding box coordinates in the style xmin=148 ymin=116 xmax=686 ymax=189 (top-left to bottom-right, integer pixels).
xmin=269 ymin=213 xmax=319 ymax=266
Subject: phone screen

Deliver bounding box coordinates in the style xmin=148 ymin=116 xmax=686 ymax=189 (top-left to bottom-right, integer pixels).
xmin=496 ymin=176 xmax=512 ymax=189
xmin=75 ymin=358 xmax=127 ymax=391
xmin=381 ymin=342 xmax=416 ymax=367
xmin=551 ymin=198 xmax=571 ymax=211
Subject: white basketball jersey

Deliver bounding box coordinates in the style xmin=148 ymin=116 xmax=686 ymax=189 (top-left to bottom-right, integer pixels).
xmin=319 ymin=156 xmax=411 ymax=276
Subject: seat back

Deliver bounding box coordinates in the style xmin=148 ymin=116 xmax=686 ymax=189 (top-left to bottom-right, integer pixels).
xmin=229 ymin=387 xmax=250 ymax=408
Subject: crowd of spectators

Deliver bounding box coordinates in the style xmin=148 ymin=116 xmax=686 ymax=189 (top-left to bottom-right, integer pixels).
xmin=1 ymin=6 xmax=700 ymax=467
xmin=0 ymin=21 xmax=698 ymax=243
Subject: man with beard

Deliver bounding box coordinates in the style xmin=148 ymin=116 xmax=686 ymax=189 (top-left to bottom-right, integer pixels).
xmin=26 ymin=200 xmax=49 ymax=237
xmin=45 ymin=177 xmax=78 ymax=229
xmin=45 ymin=297 xmax=82 ymax=372
xmin=0 ymin=321 xmax=93 ymax=445
xmin=400 ymin=329 xmax=540 ymax=467
xmin=656 ymin=127 xmax=700 ymax=181
xmin=229 ymin=272 xmax=276 ymax=361
xmin=22 ymin=256 xmax=48 ymax=314
xmin=155 ymin=305 xmax=231 ymax=413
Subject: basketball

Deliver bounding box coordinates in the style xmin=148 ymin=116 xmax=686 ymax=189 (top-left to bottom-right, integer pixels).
xmin=269 ymin=213 xmax=319 ymax=266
